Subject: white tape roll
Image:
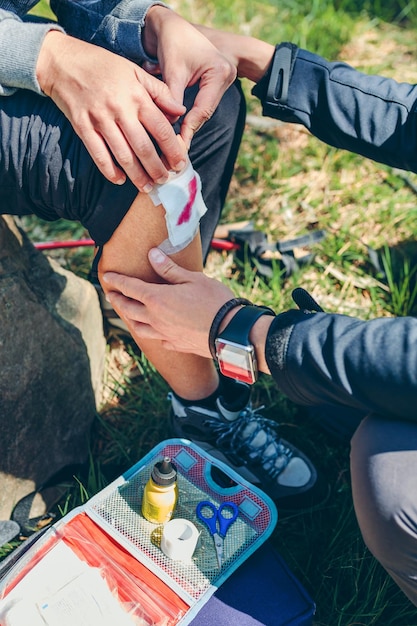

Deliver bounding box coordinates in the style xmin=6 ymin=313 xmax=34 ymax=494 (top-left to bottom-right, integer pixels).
xmin=160 ymin=518 xmax=199 ymax=561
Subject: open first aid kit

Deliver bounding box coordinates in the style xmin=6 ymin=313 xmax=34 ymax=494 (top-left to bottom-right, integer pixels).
xmin=0 ymin=439 xmax=283 ymax=626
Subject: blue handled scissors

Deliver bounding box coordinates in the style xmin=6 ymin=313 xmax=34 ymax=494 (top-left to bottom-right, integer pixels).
xmin=196 ymin=500 xmax=239 ymax=568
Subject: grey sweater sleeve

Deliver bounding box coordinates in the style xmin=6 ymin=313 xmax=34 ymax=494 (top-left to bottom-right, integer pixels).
xmin=0 ymin=9 xmax=64 ymax=95
xmin=0 ymin=0 xmax=166 ymax=96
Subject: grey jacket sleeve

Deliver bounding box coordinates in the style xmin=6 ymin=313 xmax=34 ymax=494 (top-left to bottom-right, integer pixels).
xmin=0 ymin=9 xmax=64 ymax=95
xmin=253 ymin=44 xmax=417 ymax=173
xmin=265 ymin=309 xmax=417 ymax=423
xmin=50 ymin=0 xmax=167 ymax=64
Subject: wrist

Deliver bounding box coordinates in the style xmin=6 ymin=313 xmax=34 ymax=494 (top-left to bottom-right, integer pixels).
xmin=251 ymin=42 xmax=298 ymax=110
xmin=209 ymin=298 xmax=253 ymax=360
xmin=211 ymin=302 xmax=275 ymax=384
xmin=249 ymin=316 xmax=274 ymax=375
xmin=36 ymin=30 xmax=67 ymax=95
xmin=217 ymin=305 xmax=244 ymax=335
xmin=143 ymin=5 xmax=173 ymax=58
xmin=193 ymin=27 xmax=274 ymax=83
xmin=235 ymin=37 xmax=275 ymax=83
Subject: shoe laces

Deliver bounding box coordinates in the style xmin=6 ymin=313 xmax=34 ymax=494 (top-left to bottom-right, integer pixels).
xmin=206 ymin=405 xmax=293 ymax=478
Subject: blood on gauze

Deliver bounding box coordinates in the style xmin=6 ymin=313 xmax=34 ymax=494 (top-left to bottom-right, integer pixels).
xmin=147 ymin=162 xmax=208 ymax=251
xmin=177 ymin=176 xmax=197 ymax=226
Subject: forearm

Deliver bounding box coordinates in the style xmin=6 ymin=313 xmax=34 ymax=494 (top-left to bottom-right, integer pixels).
xmin=266 ymin=310 xmax=417 ymax=422
xmin=253 ymin=44 xmax=417 ymax=173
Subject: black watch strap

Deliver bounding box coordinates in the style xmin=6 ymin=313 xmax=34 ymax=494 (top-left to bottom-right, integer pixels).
xmin=208 ymin=298 xmax=253 ymax=359
xmin=217 ymin=305 xmax=275 ymax=345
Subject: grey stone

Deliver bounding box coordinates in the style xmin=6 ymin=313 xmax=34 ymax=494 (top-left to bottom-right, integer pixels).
xmin=0 ymin=520 xmax=20 ymax=546
xmin=0 ymin=216 xmax=106 ymax=520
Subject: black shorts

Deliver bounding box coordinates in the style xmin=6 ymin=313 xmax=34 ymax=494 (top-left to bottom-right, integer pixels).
xmin=0 ymin=81 xmax=246 ymax=254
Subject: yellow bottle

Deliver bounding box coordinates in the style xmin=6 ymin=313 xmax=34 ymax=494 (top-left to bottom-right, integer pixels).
xmin=141 ymin=456 xmax=178 ymax=524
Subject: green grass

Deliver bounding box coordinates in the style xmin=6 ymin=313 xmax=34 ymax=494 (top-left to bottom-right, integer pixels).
xmin=9 ymin=1 xmax=417 ymax=624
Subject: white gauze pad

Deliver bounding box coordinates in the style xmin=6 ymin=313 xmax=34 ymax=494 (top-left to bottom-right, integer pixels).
xmin=148 ymin=161 xmax=207 ymax=254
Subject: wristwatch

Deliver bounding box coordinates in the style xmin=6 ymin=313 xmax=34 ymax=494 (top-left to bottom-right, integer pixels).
xmin=215 ymin=305 xmax=275 ymax=385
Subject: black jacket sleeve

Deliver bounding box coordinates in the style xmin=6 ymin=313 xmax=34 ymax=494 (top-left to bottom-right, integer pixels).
xmin=252 ymin=46 xmax=417 ymax=422
xmin=265 ymin=310 xmax=417 ymax=423
xmin=252 ymin=44 xmax=417 ymax=173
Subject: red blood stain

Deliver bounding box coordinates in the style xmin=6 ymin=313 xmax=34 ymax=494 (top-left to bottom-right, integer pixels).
xmin=177 ymin=175 xmax=197 ymax=225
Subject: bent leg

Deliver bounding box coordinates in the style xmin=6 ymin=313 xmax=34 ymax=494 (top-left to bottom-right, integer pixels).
xmin=97 ymin=191 xmax=219 ymax=399
xmin=0 ymin=83 xmax=243 ymax=402
xmin=350 ymin=414 xmax=417 ymax=606
xmin=96 ymin=82 xmax=245 ymax=398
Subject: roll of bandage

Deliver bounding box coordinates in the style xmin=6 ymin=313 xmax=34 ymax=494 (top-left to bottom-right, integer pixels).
xmin=160 ymin=518 xmax=199 ymax=561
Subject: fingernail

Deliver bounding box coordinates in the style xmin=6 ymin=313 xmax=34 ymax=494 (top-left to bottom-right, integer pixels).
xmin=156 ymin=175 xmax=169 ymax=185
xmin=149 ymin=247 xmax=166 ymax=263
xmin=143 ymin=182 xmax=154 ymax=193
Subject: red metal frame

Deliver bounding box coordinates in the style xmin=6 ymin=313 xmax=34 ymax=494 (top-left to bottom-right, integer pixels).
xmin=33 ymin=238 xmax=240 ymax=252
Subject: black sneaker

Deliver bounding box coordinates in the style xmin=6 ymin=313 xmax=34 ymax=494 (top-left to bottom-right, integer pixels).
xmin=169 ymin=382 xmax=325 ymax=508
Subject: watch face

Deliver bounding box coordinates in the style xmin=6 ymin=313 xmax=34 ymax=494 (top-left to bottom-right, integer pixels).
xmin=215 ymin=339 xmax=257 ymax=385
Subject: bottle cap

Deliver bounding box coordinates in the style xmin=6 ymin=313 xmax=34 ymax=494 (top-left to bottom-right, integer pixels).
xmin=151 ymin=456 xmax=177 ymax=486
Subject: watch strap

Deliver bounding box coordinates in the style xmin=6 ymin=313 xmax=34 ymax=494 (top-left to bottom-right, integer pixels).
xmin=216 ymin=305 xmax=275 ymax=347
xmin=208 ymin=298 xmax=252 ymax=359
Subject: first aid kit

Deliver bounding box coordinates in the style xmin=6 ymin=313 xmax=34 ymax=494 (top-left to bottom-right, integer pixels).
xmin=0 ymin=439 xmax=315 ymax=626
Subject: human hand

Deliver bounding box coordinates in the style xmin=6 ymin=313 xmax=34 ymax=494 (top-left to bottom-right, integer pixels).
xmin=36 ymin=31 xmax=188 ymax=191
xmin=142 ymin=7 xmax=237 ymax=148
xmin=192 ymin=25 xmax=275 ymax=84
xmin=102 ymin=247 xmax=235 ymax=358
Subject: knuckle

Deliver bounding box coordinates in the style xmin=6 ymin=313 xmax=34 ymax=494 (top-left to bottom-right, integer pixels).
xmin=197 ymin=107 xmax=215 ymax=126
xmin=115 ymin=150 xmax=134 ymax=168
xmin=92 ymin=151 xmax=109 ymax=170
xmin=73 ymin=116 xmax=89 ymax=135
xmin=145 ymin=292 xmax=160 ymax=312
xmin=135 ymin=140 xmax=154 ymax=159
xmin=216 ymin=59 xmax=237 ymax=84
xmin=152 ymin=120 xmax=176 ymax=145
xmin=157 ymin=260 xmax=174 ymax=279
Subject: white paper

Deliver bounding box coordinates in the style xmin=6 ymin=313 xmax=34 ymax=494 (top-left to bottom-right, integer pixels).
xmin=37 ymin=568 xmax=135 ymax=626
xmin=0 ymin=541 xmax=136 ymax=626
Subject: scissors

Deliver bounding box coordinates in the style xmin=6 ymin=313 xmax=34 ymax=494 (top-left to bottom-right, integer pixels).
xmin=196 ymin=500 xmax=239 ymax=568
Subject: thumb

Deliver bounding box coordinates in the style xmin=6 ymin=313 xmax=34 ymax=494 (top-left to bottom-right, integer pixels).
xmin=148 ymin=247 xmax=191 ymax=284
xmin=163 ymin=66 xmax=188 ymax=108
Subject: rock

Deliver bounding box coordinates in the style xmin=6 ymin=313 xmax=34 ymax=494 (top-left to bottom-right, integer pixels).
xmin=0 ymin=216 xmax=106 ymax=521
